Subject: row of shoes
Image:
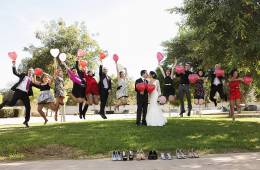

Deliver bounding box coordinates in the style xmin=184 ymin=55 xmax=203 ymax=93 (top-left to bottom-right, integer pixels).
xmin=112 ymin=149 xmax=199 ymax=161
xmin=112 ymin=151 xmax=134 ymax=161
xmin=176 ymin=149 xmax=199 ymax=159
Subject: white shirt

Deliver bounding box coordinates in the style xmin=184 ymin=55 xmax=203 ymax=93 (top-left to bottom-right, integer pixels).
xmin=17 ymin=76 xmax=31 ymax=92
xmin=213 ymin=77 xmax=221 ymax=86
xmin=103 ymin=76 xmax=108 ymax=89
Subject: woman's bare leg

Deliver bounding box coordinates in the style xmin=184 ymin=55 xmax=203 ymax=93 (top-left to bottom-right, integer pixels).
xmin=93 ymin=95 xmax=100 ymax=105
xmin=37 ymin=104 xmax=48 ymax=124
xmin=230 ymin=100 xmax=235 ymax=121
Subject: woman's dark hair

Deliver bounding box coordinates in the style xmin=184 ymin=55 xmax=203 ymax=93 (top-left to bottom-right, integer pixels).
xmin=149 ymin=71 xmax=157 ymax=79
xmin=140 ymin=70 xmax=147 ymax=76
xmin=197 ymin=70 xmax=205 ymax=77
xmin=87 ymin=70 xmax=95 ymax=77
xmin=230 ymin=69 xmax=239 ymax=78
xmin=119 ymin=71 xmax=124 ymax=78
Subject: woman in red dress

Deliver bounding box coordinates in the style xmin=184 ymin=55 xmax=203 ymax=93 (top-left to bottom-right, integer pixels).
xmin=228 ymin=69 xmax=242 ymax=121
xmin=84 ymin=70 xmax=100 ymax=105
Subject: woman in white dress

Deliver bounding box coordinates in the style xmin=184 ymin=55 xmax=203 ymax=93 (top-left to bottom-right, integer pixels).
xmin=146 ymin=71 xmax=167 ymax=126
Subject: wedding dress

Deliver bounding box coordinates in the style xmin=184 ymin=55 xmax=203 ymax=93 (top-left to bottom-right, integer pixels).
xmin=146 ymin=79 xmax=167 ymax=126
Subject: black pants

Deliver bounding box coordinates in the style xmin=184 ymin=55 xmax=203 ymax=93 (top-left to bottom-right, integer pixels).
xmin=7 ymin=90 xmax=31 ymax=122
xmin=210 ymin=84 xmax=227 ymax=103
xmin=100 ymin=89 xmax=109 ymax=115
xmin=178 ymin=84 xmax=192 ymax=112
xmin=136 ymin=102 xmax=148 ymax=124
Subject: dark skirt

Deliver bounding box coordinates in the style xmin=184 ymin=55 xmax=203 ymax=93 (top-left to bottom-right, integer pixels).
xmin=163 ymin=85 xmax=175 ymax=98
xmin=72 ymin=83 xmax=85 ymax=98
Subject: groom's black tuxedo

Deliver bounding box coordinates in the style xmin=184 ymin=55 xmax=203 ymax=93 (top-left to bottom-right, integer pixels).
xmin=135 ymin=78 xmax=148 ymax=125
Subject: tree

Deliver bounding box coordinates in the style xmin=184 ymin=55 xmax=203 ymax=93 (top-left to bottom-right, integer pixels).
xmin=21 ymin=19 xmax=101 ymax=76
xmin=164 ymin=0 xmax=260 ymax=96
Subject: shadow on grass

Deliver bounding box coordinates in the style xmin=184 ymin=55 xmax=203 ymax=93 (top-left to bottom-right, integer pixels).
xmin=0 ymin=118 xmax=260 ymax=160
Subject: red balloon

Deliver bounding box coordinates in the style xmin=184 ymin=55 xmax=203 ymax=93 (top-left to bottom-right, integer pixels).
xmin=146 ymin=84 xmax=155 ymax=94
xmin=243 ymin=76 xmax=253 ymax=85
xmin=99 ymin=52 xmax=106 ymax=60
xmin=157 ymin=52 xmax=164 ymax=62
xmin=136 ymin=83 xmax=146 ymax=92
xmin=34 ymin=68 xmax=43 ymax=76
xmin=188 ymin=74 xmax=199 ymax=84
xmin=215 ymin=69 xmax=224 ymax=77
xmin=175 ymin=65 xmax=185 ymax=74
xmin=113 ymin=54 xmax=119 ymax=62
xmin=79 ymin=60 xmax=88 ymax=68
xmin=8 ymin=51 xmax=17 ymax=61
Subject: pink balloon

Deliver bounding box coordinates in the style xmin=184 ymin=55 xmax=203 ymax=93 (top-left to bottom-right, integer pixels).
xmin=157 ymin=52 xmax=164 ymax=62
xmin=215 ymin=69 xmax=225 ymax=77
xmin=175 ymin=65 xmax=185 ymax=74
xmin=188 ymin=74 xmax=199 ymax=84
xmin=77 ymin=49 xmax=87 ymax=57
xmin=8 ymin=51 xmax=17 ymax=61
xmin=113 ymin=54 xmax=119 ymax=62
xmin=243 ymin=76 xmax=253 ymax=85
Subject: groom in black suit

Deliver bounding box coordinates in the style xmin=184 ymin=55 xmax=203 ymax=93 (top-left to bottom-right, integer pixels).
xmin=0 ymin=61 xmax=34 ymax=127
xmin=135 ymin=70 xmax=148 ymax=126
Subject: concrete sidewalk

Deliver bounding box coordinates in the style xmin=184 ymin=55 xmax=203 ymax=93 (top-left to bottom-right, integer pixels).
xmin=1 ymin=152 xmax=260 ymax=170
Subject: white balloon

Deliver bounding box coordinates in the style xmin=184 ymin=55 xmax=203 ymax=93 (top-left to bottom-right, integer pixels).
xmin=50 ymin=49 xmax=60 ymax=58
xmin=59 ymin=53 xmax=67 ymax=62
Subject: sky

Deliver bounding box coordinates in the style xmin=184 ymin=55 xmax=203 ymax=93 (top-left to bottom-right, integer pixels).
xmin=0 ymin=0 xmax=183 ymax=89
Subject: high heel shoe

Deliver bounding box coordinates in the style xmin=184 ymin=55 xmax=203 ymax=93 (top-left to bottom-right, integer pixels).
xmin=122 ymin=151 xmax=128 ymax=161
xmin=129 ymin=151 xmax=134 ymax=160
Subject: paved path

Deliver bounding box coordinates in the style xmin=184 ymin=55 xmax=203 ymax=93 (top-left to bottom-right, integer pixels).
xmin=1 ymin=152 xmax=260 ymax=170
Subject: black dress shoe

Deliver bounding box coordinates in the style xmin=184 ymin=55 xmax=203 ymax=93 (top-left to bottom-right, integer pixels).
xmin=152 ymin=150 xmax=158 ymax=160
xmin=142 ymin=122 xmax=147 ymax=126
xmin=179 ymin=111 xmax=185 ymax=117
xmin=23 ymin=121 xmax=29 ymax=128
xmin=99 ymin=113 xmax=107 ymax=119
xmin=136 ymin=123 xmax=142 ymax=126
xmin=187 ymin=111 xmax=191 ymax=116
xmin=148 ymin=151 xmax=153 ymax=160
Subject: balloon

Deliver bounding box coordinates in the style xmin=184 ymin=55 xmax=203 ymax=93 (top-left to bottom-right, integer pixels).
xmin=188 ymin=74 xmax=199 ymax=84
xmin=243 ymin=76 xmax=253 ymax=85
xmin=215 ymin=69 xmax=224 ymax=77
xmin=136 ymin=83 xmax=146 ymax=92
xmin=50 ymin=49 xmax=60 ymax=58
xmin=59 ymin=53 xmax=67 ymax=62
xmin=99 ymin=52 xmax=106 ymax=60
xmin=79 ymin=60 xmax=88 ymax=68
xmin=175 ymin=65 xmax=185 ymax=74
xmin=113 ymin=54 xmax=119 ymax=62
xmin=146 ymin=84 xmax=155 ymax=94
xmin=157 ymin=52 xmax=164 ymax=62
xmin=34 ymin=68 xmax=43 ymax=76
xmin=158 ymin=96 xmax=167 ymax=105
xmin=77 ymin=49 xmax=87 ymax=57
xmin=8 ymin=51 xmax=17 ymax=61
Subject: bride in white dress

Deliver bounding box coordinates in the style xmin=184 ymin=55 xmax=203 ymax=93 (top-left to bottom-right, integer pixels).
xmin=146 ymin=71 xmax=167 ymax=126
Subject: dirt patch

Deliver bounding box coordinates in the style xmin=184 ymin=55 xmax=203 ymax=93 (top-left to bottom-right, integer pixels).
xmin=22 ymin=144 xmax=86 ymax=160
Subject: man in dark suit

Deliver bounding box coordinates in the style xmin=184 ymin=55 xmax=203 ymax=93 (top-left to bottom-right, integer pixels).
xmin=0 ymin=61 xmax=34 ymax=127
xmin=135 ymin=70 xmax=148 ymax=126
xmin=209 ymin=63 xmax=227 ymax=107
xmin=98 ymin=61 xmax=112 ymax=119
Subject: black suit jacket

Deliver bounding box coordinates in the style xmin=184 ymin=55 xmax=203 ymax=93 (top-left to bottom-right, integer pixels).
xmin=208 ymin=69 xmax=225 ymax=86
xmin=11 ymin=66 xmax=33 ymax=96
xmin=99 ymin=65 xmax=112 ymax=91
xmin=135 ymin=78 xmax=148 ymax=104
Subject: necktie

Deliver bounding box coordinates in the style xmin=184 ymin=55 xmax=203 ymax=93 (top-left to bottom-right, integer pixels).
xmin=26 ymin=79 xmax=31 ymax=92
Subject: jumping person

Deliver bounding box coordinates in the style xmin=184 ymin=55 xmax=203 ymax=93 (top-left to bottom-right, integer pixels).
xmin=176 ymin=63 xmax=193 ymax=117
xmin=98 ymin=60 xmax=112 ymax=119
xmin=114 ymin=62 xmax=128 ymax=112
xmin=158 ymin=60 xmax=177 ymax=103
xmin=0 ymin=61 xmax=34 ymax=127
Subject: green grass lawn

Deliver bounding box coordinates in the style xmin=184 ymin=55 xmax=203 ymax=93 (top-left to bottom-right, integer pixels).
xmin=1 ymin=117 xmax=260 ymax=160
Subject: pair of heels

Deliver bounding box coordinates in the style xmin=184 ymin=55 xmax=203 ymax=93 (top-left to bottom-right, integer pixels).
xmin=188 ymin=149 xmax=199 ymax=158
xmin=136 ymin=149 xmax=146 ymax=160
xmin=148 ymin=150 xmax=158 ymax=160
xmin=176 ymin=149 xmax=187 ymax=159
xmin=112 ymin=151 xmax=134 ymax=161
xmin=160 ymin=153 xmax=172 ymax=160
